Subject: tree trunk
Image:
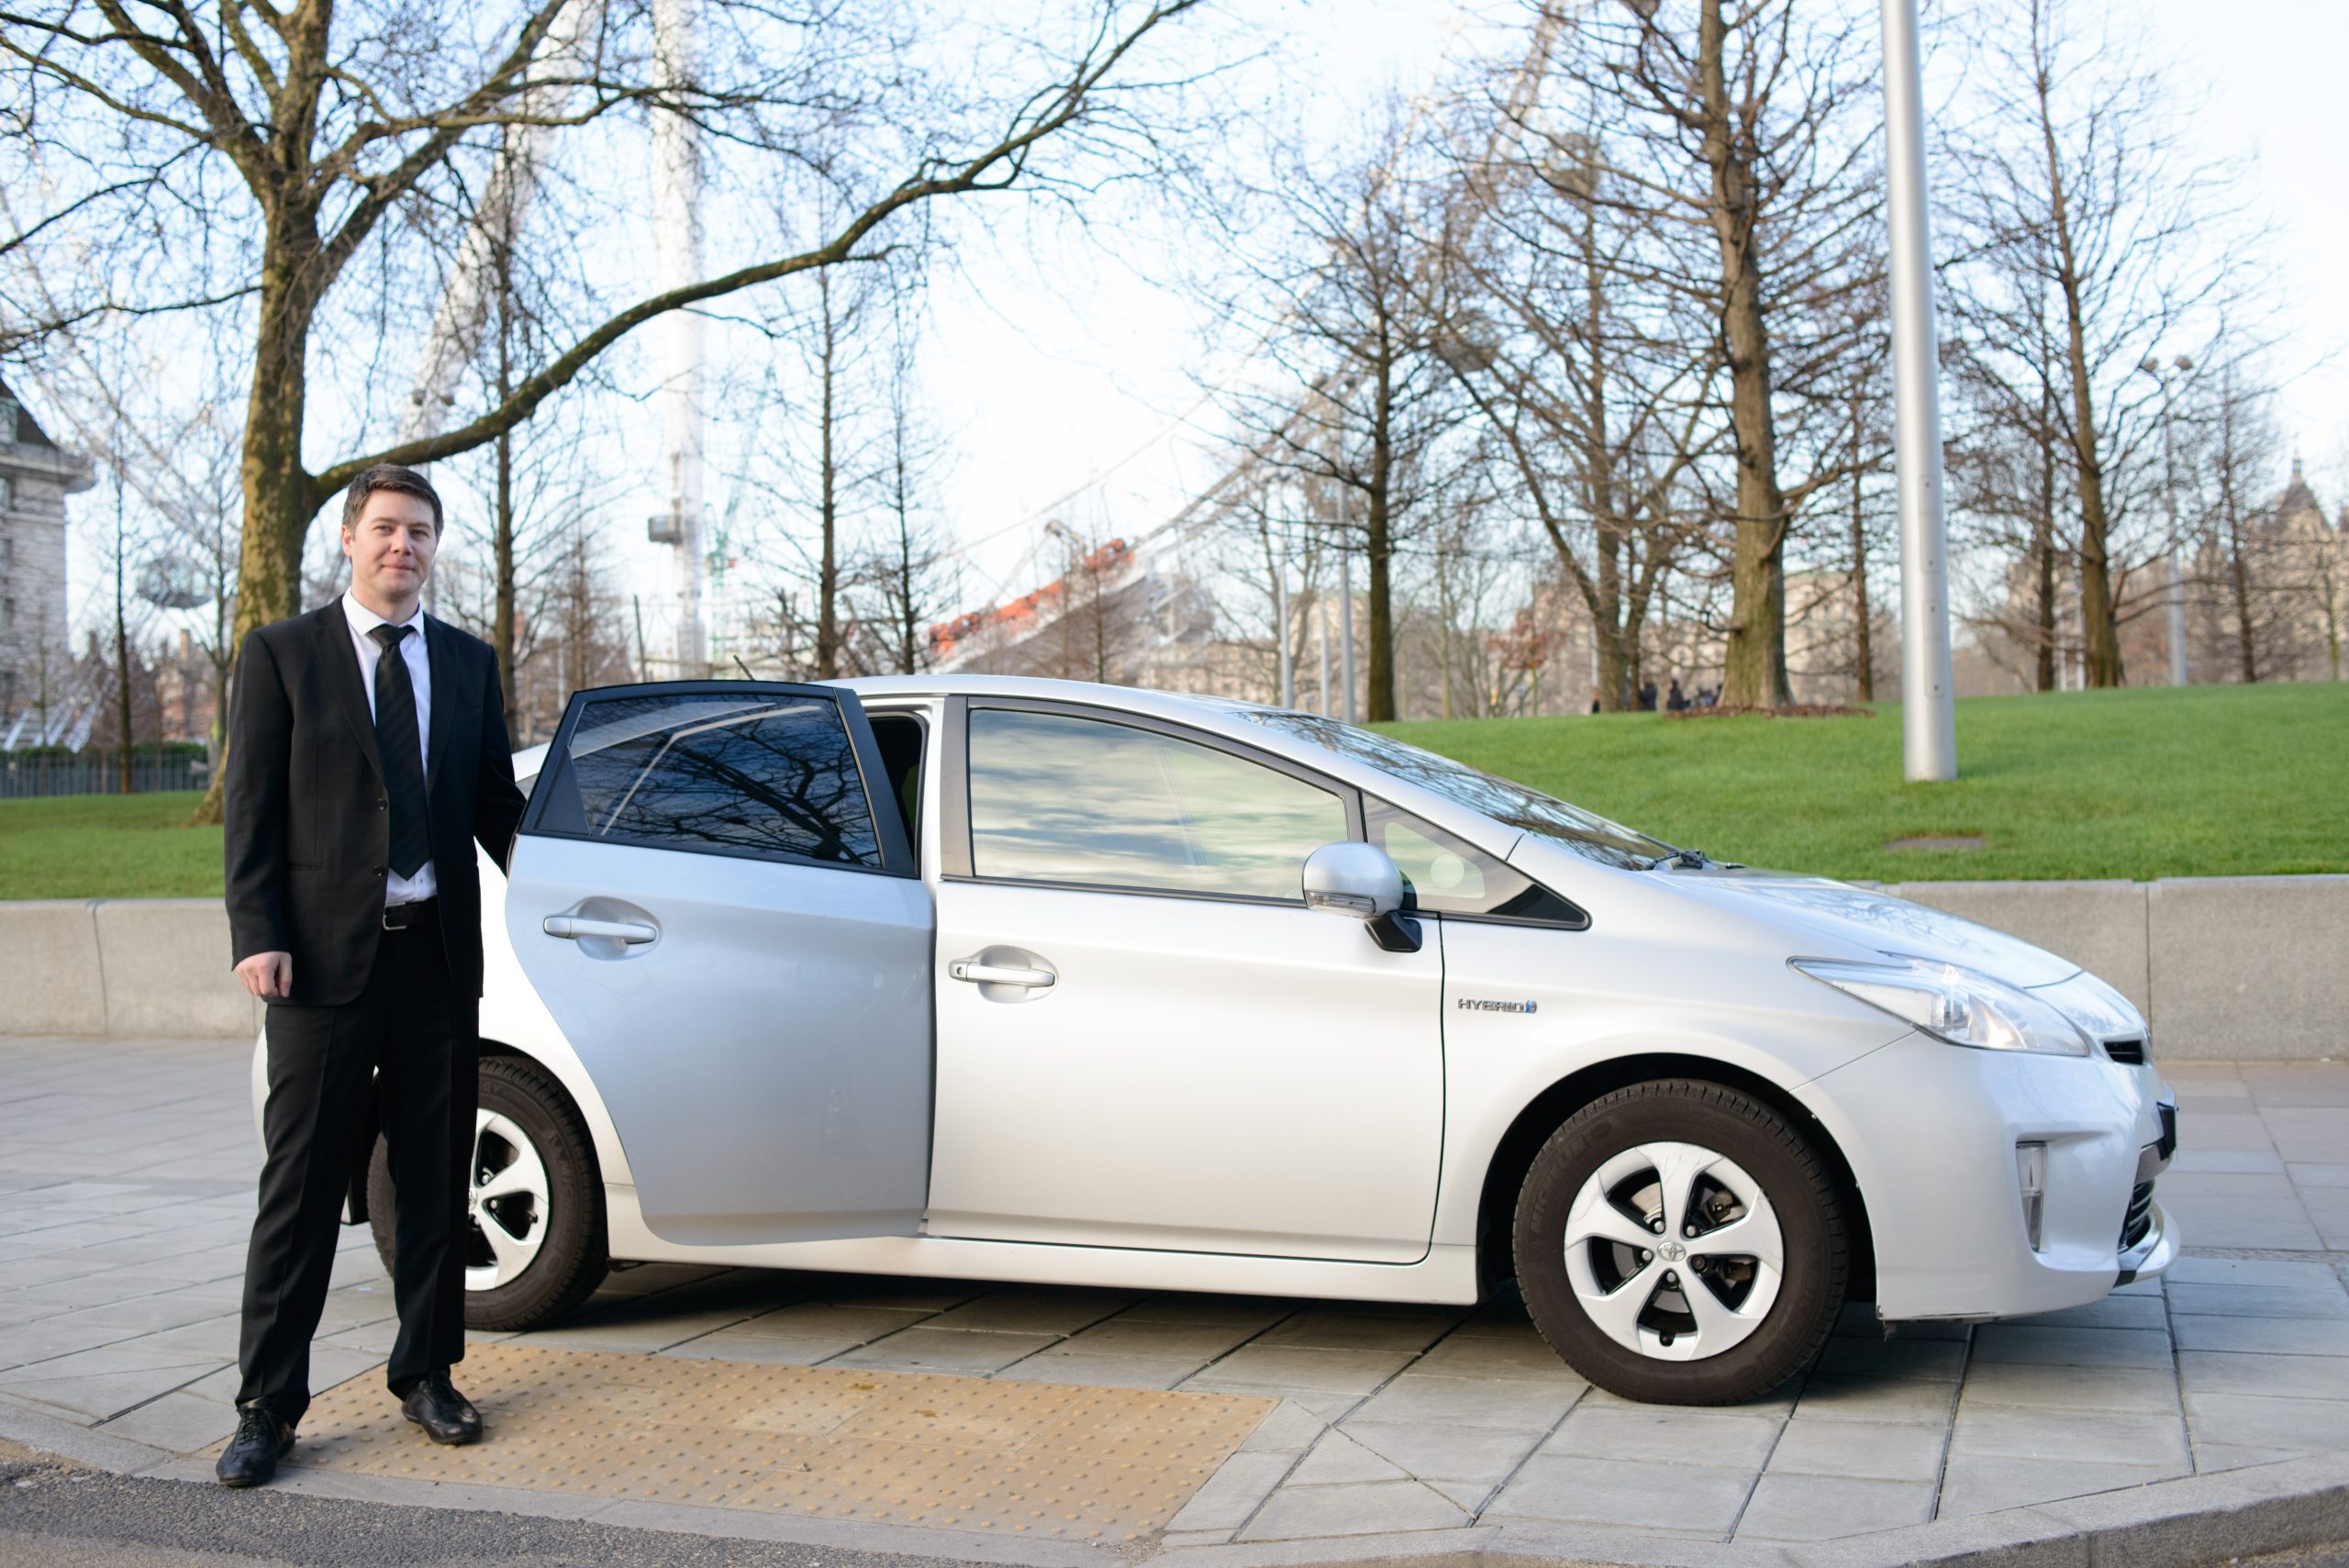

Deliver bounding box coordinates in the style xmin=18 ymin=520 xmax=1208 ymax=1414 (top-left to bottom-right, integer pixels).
xmin=2038 ymin=66 xmax=2122 ymax=687
xmin=494 ymin=256 xmax=521 ymax=744
xmin=2033 ymin=376 xmax=2058 ymax=691
xmin=816 ymin=280 xmax=841 ymax=681
xmin=1364 ymin=338 xmax=1397 ymax=721
xmin=1698 ymin=0 xmax=1792 ymax=708
xmin=187 ymin=217 xmax=325 ymax=825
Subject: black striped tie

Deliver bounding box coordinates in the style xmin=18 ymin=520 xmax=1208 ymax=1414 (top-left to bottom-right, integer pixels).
xmin=368 ymin=624 xmax=431 ymax=879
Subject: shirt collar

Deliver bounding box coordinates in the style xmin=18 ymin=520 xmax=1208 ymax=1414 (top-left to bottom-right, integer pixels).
xmin=343 ymin=590 xmax=424 ymax=640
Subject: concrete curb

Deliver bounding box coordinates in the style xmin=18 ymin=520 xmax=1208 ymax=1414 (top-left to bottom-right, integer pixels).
xmin=3 ymin=1387 xmax=2343 ymax=1568
xmin=11 ymin=878 xmax=2347 ymax=1057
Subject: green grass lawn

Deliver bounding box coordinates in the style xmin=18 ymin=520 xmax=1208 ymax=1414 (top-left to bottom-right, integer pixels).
xmin=1382 ymin=681 xmax=2349 ymax=884
xmin=1 ymin=683 xmax=2342 ymax=899
xmin=0 ymin=792 xmax=220 ymax=900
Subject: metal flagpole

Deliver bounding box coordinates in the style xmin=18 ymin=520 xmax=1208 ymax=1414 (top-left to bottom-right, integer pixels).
xmin=1882 ymin=0 xmax=1956 ymax=781
xmin=652 ymin=0 xmax=707 ymax=678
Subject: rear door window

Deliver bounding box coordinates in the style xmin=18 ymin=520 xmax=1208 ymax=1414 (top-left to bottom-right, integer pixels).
xmin=532 ymin=688 xmax=889 ymax=870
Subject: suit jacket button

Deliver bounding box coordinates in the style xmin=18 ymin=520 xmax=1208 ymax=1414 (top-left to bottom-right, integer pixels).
xmin=372 ymin=865 xmax=384 ymax=877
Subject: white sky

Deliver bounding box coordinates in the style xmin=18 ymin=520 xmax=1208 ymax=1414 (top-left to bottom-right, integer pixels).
xmin=61 ymin=0 xmax=2349 ymax=646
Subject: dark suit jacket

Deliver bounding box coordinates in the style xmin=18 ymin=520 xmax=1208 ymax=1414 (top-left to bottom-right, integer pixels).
xmin=225 ymin=599 xmax=529 ymax=1006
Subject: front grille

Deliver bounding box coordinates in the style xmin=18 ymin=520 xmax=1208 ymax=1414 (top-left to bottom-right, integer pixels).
xmin=2104 ymin=1037 xmax=2147 ymax=1064
xmin=2121 ymin=1180 xmax=2156 ymax=1249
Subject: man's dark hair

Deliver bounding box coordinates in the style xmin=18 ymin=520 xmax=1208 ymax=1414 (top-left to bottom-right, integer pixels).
xmin=340 ymin=463 xmax=443 ymax=536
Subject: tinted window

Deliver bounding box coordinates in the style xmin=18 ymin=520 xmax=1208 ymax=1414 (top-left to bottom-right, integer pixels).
xmin=1364 ymin=799 xmax=1586 ymax=925
xmin=968 ymin=708 xmax=1346 ymax=901
xmin=539 ymin=693 xmax=881 ymax=867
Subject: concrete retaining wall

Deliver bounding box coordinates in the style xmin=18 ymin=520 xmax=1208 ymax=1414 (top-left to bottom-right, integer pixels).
xmin=1 ymin=899 xmax=262 ymax=1040
xmin=2 ymin=880 xmax=2343 ymax=1056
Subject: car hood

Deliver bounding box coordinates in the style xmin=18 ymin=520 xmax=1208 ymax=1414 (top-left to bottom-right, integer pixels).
xmin=1653 ymin=868 xmax=2080 ymax=987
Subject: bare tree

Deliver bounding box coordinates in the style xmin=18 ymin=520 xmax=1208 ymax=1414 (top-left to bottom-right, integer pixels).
xmin=1939 ymin=0 xmax=2243 ymax=687
xmin=859 ymin=295 xmax=959 ymax=675
xmin=2 ymin=0 xmax=1206 ymax=813
xmin=1558 ymin=0 xmax=1885 ymax=707
xmin=1206 ymin=95 xmax=1465 ymax=722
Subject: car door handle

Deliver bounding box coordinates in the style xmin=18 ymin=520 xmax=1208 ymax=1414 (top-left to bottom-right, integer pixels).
xmin=948 ymin=959 xmax=1055 ymax=988
xmin=543 ymin=916 xmax=659 ymax=944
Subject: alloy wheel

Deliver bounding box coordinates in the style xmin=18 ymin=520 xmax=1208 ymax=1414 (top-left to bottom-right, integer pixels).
xmin=466 ymin=1108 xmax=551 ymax=1291
xmin=1562 ymin=1140 xmax=1785 ymax=1362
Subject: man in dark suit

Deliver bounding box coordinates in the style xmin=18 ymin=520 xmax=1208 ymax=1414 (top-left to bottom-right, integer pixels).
xmin=217 ymin=463 xmax=529 ymax=1488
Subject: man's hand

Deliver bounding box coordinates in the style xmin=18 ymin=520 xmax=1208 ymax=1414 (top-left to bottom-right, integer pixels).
xmin=236 ymin=951 xmax=293 ymax=999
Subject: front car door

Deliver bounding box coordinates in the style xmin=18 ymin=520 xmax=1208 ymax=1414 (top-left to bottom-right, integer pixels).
xmin=926 ymin=698 xmax=1446 ymax=1263
xmin=504 ymin=682 xmax=932 ymax=1246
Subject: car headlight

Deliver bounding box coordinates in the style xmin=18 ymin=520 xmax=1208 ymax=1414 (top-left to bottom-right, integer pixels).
xmin=2032 ymin=969 xmax=2144 ymax=1042
xmin=1791 ymin=955 xmax=2091 ymax=1056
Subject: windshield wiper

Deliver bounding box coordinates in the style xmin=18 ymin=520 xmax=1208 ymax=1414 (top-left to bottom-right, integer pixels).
xmin=1649 ymin=848 xmax=1710 ymax=870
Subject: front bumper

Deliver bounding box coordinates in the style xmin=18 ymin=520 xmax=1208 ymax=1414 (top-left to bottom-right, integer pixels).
xmin=1799 ymin=1032 xmax=2179 ymax=1321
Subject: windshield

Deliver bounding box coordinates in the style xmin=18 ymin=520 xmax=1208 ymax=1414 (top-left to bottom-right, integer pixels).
xmin=1235 ymin=707 xmax=1675 ymax=871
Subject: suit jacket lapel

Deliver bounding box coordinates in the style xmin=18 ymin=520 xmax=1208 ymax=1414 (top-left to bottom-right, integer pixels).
xmin=423 ymin=616 xmax=455 ymax=795
xmin=318 ymin=599 xmax=386 ymax=786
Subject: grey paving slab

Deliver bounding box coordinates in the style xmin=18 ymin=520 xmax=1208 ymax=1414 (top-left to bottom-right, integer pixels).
xmin=1813 ymin=1335 xmax=1969 ymax=1382
xmin=920 ymin=1289 xmax=1133 ymax=1335
xmin=1406 ymin=1329 xmax=1594 ymax=1383
xmin=1183 ymin=1345 xmax=1415 ymax=1396
xmin=1485 ymin=1453 xmax=1755 ymax=1532
xmin=1285 ymin=1428 xmax=1413 ymax=1485
xmin=1253 ymin=1312 xmax=1456 ymax=1354
xmin=1542 ymin=1404 xmax=1784 ymax=1468
xmin=2167 ymin=1283 xmax=2349 ymax=1319
xmin=823 ymin=1326 xmax=1062 ymax=1375
xmin=1736 ymin=1473 xmax=1937 ymax=1540
xmin=996 ymin=1351 xmax=1203 ymax=1390
xmin=2166 ymin=1255 xmax=2347 ymax=1289
xmin=1163 ymin=1451 xmax=1298 ymax=1532
xmin=1766 ymin=1417 xmax=1948 ymax=1482
xmin=1935 ymin=1454 xmax=2190 ymax=1518
xmin=2185 ymin=1391 xmax=2349 ymax=1449
xmin=1341 ymin=1373 xmax=1582 ymax=1430
xmin=1235 ymin=1477 xmax=1469 ymax=1540
xmin=1336 ymin=1418 xmax=1544 ymax=1485
xmin=1058 ymin=1317 xmax=1261 ymax=1361
xmin=1235 ymin=1400 xmax=1327 ymax=1452
xmin=1969 ymin=1323 xmax=2178 ymax=1368
xmin=1950 ymin=1403 xmax=2193 ymax=1468
xmin=2169 ymin=1312 xmax=2349 ymax=1356
xmin=1954 ymin=1360 xmax=2184 ymax=1414
xmin=89 ymin=1388 xmax=234 ymax=1452
xmin=1786 ymin=1373 xmax=1961 ymax=1425
xmin=2179 ymin=1349 xmax=2349 ymax=1400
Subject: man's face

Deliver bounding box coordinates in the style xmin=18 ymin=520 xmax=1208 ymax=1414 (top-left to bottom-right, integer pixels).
xmin=341 ymin=490 xmax=439 ymax=613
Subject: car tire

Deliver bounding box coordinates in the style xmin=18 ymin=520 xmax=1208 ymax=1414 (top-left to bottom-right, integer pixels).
xmin=367 ymin=1054 xmax=608 ymax=1332
xmin=1513 ymin=1079 xmax=1846 ymax=1405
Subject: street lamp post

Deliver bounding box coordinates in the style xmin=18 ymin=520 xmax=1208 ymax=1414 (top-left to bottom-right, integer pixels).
xmin=1881 ymin=0 xmax=1956 ymax=781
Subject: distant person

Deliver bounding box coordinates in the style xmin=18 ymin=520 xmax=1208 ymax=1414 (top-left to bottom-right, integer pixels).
xmin=217 ymin=464 xmax=529 ymax=1488
xmin=1666 ymin=678 xmax=1688 ymax=712
xmin=1588 ymin=684 xmax=1602 ymax=715
xmin=1699 ymin=684 xmax=1719 ymax=708
xmin=1638 ymin=679 xmax=1658 ymax=712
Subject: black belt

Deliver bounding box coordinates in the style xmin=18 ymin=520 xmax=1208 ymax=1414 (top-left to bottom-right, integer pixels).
xmin=382 ymin=898 xmax=439 ymax=931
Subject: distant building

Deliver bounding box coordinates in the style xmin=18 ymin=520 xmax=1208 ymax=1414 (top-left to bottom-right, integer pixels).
xmin=0 ymin=379 xmax=97 ymax=740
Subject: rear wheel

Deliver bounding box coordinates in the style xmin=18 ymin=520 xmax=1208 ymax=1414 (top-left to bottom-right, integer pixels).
xmin=1513 ymin=1079 xmax=1846 ymax=1405
xmin=368 ymin=1054 xmax=608 ymax=1331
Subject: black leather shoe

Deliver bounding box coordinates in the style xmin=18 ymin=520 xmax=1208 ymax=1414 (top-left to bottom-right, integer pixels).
xmin=216 ymin=1404 xmax=294 ymax=1488
xmin=399 ymin=1372 xmax=483 ymax=1446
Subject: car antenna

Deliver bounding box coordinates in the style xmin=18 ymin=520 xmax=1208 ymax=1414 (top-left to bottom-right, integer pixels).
xmin=731 ymin=654 xmax=756 ymax=682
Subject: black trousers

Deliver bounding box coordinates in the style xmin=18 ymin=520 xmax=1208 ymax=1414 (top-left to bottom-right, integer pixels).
xmin=236 ymin=905 xmax=476 ymax=1424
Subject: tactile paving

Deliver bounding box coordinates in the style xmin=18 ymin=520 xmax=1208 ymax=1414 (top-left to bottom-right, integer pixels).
xmin=281 ymin=1342 xmax=1275 ymax=1540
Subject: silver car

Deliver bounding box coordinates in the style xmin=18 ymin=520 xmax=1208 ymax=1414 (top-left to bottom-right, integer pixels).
xmin=255 ymin=674 xmax=2177 ymax=1404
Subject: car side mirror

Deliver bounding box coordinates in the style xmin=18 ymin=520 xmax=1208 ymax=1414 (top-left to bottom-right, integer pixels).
xmin=1301 ymin=842 xmax=1423 ymax=954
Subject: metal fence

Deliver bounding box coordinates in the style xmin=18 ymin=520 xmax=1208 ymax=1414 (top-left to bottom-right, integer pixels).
xmin=0 ymin=755 xmax=210 ymax=798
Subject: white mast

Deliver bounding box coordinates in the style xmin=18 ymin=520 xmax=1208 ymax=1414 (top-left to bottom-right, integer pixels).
xmin=651 ymin=0 xmax=707 ymax=677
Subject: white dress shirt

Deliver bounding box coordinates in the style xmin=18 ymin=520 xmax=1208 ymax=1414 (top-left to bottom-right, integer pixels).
xmin=341 ymin=590 xmax=436 ymax=906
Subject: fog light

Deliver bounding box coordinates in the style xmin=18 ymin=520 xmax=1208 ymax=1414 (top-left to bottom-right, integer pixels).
xmin=2016 ymin=1142 xmax=2048 ymax=1251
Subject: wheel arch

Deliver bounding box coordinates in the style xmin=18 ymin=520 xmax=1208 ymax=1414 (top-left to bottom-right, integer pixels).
xmin=1473 ymin=1052 xmax=1875 ymax=1305
xmin=477 ymin=1035 xmax=611 ymax=1192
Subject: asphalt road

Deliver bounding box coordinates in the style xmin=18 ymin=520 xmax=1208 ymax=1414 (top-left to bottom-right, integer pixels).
xmin=7 ymin=1440 xmax=2344 ymax=1568
xmin=0 ymin=1442 xmax=998 ymax=1568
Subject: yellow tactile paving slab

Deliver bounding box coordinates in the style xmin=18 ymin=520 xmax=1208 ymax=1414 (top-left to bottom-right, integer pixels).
xmin=279 ymin=1342 xmax=1276 ymax=1540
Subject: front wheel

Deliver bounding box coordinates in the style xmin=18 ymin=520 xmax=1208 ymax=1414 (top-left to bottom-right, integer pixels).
xmin=1513 ymin=1080 xmax=1847 ymax=1405
xmin=368 ymin=1054 xmax=608 ymax=1331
